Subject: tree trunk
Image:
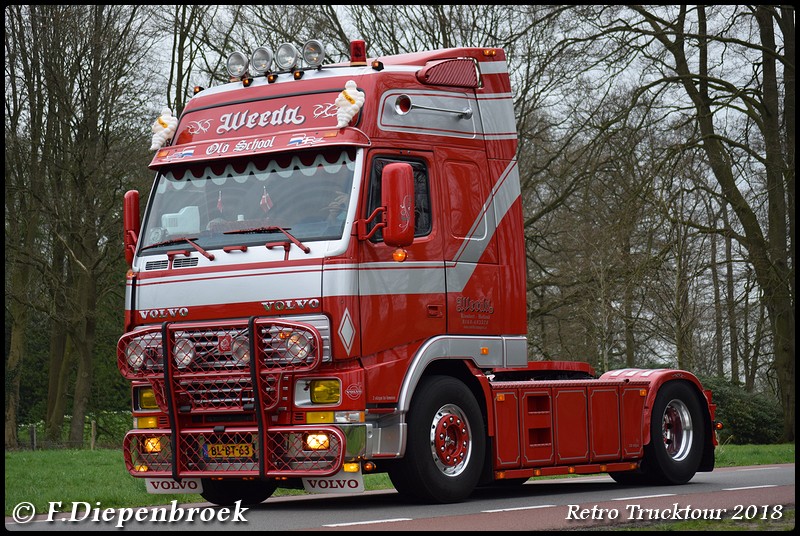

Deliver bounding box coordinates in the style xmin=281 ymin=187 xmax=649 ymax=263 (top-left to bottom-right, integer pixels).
xmin=68 ymin=273 xmax=98 ymax=445
xmin=45 ymin=327 xmax=71 ymax=443
xmin=722 ymin=205 xmax=740 ymax=383
xmin=710 ymin=212 xmax=725 ymax=377
xmin=5 ymin=303 xmax=29 ymax=448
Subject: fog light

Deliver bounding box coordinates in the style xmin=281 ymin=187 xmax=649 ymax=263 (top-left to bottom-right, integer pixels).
xmin=275 ymin=43 xmax=299 ymax=71
xmin=310 ymin=379 xmax=340 ymax=404
xmin=138 ymin=387 xmax=158 ymax=410
xmin=143 ymin=437 xmax=162 ymax=454
xmin=226 ymin=51 xmax=248 ymax=78
xmin=304 ymin=433 xmax=330 ymax=450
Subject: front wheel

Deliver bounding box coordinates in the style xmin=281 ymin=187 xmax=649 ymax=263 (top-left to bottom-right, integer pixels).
xmin=200 ymin=478 xmax=277 ymax=506
xmin=388 ymin=376 xmax=486 ymax=503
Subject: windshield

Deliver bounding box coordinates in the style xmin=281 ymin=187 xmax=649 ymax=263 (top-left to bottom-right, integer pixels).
xmin=139 ymin=148 xmax=356 ymax=253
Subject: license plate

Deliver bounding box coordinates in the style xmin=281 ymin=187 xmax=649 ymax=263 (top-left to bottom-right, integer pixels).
xmin=206 ymin=443 xmax=254 ymax=458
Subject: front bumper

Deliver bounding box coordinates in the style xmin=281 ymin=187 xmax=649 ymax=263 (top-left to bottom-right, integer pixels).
xmin=124 ymin=425 xmax=347 ymax=478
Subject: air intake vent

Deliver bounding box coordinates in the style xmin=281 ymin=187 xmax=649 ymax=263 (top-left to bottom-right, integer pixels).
xmin=173 ymin=257 xmax=199 ymax=268
xmin=145 ymin=260 xmax=169 ymax=271
xmin=416 ymin=58 xmax=480 ymax=88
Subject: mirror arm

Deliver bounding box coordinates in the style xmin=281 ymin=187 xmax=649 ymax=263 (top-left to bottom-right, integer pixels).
xmin=356 ymin=206 xmax=386 ymax=241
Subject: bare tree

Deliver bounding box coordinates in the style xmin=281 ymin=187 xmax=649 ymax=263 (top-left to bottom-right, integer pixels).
xmin=570 ymin=5 xmax=794 ymax=441
xmin=5 ymin=5 xmax=47 ymax=448
xmin=5 ymin=5 xmax=154 ymax=446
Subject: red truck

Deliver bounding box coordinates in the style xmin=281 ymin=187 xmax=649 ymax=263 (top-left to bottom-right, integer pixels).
xmin=118 ymin=40 xmax=719 ymax=505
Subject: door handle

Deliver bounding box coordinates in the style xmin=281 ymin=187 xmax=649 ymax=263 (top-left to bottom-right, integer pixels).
xmin=427 ymin=304 xmax=444 ymax=318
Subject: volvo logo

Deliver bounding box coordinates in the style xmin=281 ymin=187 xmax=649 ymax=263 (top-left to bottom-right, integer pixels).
xmin=138 ymin=307 xmax=190 ymax=320
xmin=261 ymin=299 xmax=320 ymax=312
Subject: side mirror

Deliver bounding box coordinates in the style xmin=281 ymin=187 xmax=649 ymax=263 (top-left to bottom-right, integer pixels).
xmin=123 ymin=190 xmax=140 ymax=266
xmin=381 ymin=163 xmax=415 ymax=247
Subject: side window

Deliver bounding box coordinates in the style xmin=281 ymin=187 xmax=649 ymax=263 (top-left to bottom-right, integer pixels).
xmin=366 ymin=157 xmax=432 ymax=242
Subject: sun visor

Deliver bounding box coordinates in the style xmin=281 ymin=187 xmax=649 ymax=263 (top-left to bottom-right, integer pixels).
xmin=149 ymin=89 xmax=370 ymax=170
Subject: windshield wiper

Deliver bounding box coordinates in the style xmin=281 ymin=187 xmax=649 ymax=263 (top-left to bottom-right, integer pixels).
xmin=224 ymin=226 xmax=310 ymax=254
xmin=140 ymin=236 xmax=215 ymax=260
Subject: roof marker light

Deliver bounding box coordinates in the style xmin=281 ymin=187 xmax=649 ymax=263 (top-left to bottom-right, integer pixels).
xmin=350 ymin=40 xmax=367 ymax=66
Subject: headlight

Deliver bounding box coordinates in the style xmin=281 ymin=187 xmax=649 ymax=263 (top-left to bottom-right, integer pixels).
xmin=285 ymin=332 xmax=312 ymax=361
xmin=232 ymin=335 xmax=250 ymax=365
xmin=226 ymin=51 xmax=248 ymax=78
xmin=173 ymin=338 xmax=195 ymax=369
xmin=126 ymin=343 xmax=146 ymax=371
xmin=275 ymin=43 xmax=299 ymax=71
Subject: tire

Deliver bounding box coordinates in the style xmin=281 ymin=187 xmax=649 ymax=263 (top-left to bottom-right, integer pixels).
xmin=614 ymin=381 xmax=704 ymax=486
xmin=388 ymin=375 xmax=486 ymax=503
xmin=200 ymin=478 xmax=277 ymax=506
xmin=646 ymin=381 xmax=705 ymax=484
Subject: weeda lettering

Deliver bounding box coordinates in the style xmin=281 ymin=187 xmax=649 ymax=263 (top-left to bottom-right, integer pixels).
xmin=217 ymin=105 xmax=306 ymax=134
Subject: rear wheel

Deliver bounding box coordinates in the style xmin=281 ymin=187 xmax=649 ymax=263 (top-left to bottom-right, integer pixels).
xmin=388 ymin=376 xmax=486 ymax=503
xmin=611 ymin=381 xmax=705 ymax=486
xmin=648 ymin=382 xmax=705 ymax=484
xmin=200 ymin=478 xmax=277 ymax=506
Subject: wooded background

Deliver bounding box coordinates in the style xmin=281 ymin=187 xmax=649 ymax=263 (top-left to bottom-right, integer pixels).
xmin=5 ymin=5 xmax=794 ymax=447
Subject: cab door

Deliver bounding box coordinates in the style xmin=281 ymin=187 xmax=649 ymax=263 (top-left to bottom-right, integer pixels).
xmin=358 ymin=150 xmax=445 ymax=403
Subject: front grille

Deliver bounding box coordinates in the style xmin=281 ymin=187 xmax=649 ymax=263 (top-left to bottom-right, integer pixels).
xmin=165 ymin=319 xmax=322 ymax=413
xmin=178 ymin=377 xmax=255 ymax=412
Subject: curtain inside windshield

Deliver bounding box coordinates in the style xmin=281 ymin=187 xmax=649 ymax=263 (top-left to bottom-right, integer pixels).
xmin=141 ymin=148 xmax=356 ymax=250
